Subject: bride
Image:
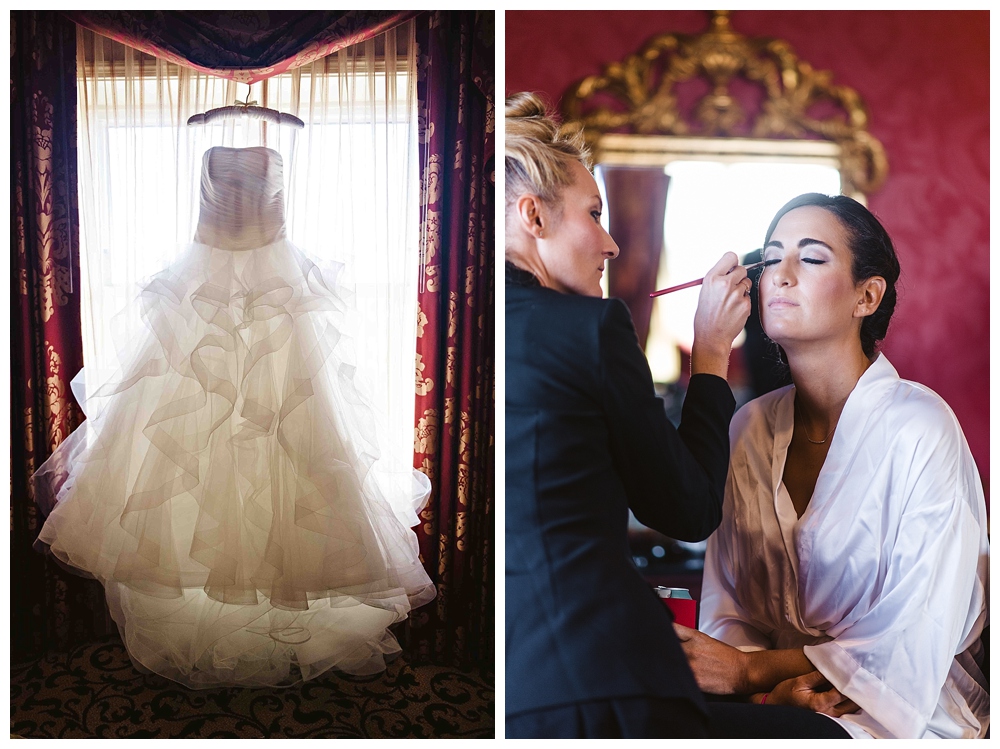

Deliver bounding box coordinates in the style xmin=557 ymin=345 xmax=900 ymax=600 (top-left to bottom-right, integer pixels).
xmin=31 ymin=145 xmax=435 ymax=688
xmin=678 ymin=193 xmax=989 ymax=739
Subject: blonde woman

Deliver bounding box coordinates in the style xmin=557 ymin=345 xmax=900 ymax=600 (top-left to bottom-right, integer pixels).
xmin=505 ymin=92 xmax=795 ymax=738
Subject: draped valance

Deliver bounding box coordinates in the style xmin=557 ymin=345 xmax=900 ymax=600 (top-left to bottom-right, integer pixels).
xmin=63 ymin=10 xmax=419 ymax=83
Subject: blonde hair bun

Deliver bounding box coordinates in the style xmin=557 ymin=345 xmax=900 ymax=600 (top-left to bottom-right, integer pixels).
xmin=505 ymin=92 xmax=589 ymax=209
xmin=505 ymin=90 xmax=549 ymax=122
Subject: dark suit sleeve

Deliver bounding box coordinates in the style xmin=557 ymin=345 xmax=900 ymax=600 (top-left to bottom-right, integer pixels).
xmin=598 ymin=298 xmax=735 ymax=541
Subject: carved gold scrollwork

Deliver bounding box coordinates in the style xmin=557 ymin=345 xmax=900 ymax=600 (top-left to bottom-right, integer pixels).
xmin=561 ymin=10 xmax=888 ymax=195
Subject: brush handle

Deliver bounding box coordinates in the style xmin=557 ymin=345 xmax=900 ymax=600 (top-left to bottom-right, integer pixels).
xmin=649 ymin=278 xmax=705 ymax=297
xmin=648 ymin=259 xmax=766 ymax=298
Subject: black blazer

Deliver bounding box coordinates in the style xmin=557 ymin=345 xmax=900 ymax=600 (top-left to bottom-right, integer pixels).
xmin=505 ymin=264 xmax=735 ymax=718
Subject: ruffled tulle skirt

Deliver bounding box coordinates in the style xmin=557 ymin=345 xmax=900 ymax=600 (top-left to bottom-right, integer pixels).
xmin=32 ymin=238 xmax=435 ymax=688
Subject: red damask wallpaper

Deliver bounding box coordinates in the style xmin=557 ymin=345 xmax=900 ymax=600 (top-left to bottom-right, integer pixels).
xmin=506 ymin=10 xmax=990 ymax=489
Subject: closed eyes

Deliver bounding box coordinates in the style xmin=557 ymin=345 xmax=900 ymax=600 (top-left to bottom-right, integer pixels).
xmin=761 ymin=257 xmax=826 ymax=267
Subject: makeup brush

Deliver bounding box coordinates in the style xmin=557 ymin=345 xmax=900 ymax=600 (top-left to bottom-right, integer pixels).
xmin=648 ymin=256 xmax=766 ymax=298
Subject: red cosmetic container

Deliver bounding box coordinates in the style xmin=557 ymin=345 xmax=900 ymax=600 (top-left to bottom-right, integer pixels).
xmin=655 ymin=586 xmax=697 ymax=628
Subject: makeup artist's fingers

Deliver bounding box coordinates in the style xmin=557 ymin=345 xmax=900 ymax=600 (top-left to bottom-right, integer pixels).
xmin=693 ymin=252 xmax=752 ymax=352
xmin=709 ymin=252 xmax=749 ymax=296
xmin=706 ymin=252 xmax=742 ymax=279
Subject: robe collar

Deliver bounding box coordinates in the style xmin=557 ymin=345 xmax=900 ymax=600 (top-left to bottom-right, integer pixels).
xmin=768 ymin=353 xmax=899 ymax=611
xmin=772 ymin=352 xmax=899 ymax=520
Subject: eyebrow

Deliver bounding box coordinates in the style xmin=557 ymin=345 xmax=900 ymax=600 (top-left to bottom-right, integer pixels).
xmin=764 ymin=237 xmax=833 ymax=251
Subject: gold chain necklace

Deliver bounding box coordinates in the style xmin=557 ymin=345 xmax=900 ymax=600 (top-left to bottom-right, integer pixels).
xmin=797 ymin=412 xmax=836 ymax=445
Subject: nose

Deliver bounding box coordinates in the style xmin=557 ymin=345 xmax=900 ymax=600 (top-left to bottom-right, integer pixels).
xmin=604 ymin=230 xmax=620 ymax=259
xmin=769 ymin=259 xmax=792 ymax=287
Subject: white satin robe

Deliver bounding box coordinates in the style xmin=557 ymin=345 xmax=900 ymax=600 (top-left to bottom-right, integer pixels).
xmin=700 ymin=354 xmax=989 ymax=738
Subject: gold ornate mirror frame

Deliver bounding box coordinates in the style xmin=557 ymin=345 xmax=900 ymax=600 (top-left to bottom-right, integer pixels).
xmin=561 ymin=10 xmax=888 ymax=199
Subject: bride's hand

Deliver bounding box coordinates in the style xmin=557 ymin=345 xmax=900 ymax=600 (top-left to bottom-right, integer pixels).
xmin=673 ymin=623 xmax=748 ymax=694
xmin=757 ymin=671 xmax=860 ymax=717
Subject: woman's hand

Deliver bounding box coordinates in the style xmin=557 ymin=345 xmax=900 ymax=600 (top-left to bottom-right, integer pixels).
xmin=755 ymin=671 xmax=860 ymax=718
xmin=691 ymin=252 xmax=752 ymax=379
xmin=673 ymin=623 xmax=749 ymax=694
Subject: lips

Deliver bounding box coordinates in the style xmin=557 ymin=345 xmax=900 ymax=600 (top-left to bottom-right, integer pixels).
xmin=767 ymin=297 xmax=798 ymax=308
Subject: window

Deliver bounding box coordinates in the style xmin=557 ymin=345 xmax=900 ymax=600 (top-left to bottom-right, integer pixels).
xmin=76 ymin=25 xmax=420 ymax=473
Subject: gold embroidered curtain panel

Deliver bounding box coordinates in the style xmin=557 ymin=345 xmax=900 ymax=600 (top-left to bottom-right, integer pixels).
xmin=11 ymin=11 xmax=109 ymax=657
xmin=408 ymin=11 xmax=495 ymax=673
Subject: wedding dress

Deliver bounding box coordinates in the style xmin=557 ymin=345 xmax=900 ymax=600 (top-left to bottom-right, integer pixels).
xmin=32 ymin=146 xmax=435 ymax=689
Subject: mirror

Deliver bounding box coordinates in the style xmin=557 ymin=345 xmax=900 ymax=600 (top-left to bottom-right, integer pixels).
xmin=560 ymin=10 xmax=889 ymax=588
xmin=596 ymin=136 xmax=845 ymax=387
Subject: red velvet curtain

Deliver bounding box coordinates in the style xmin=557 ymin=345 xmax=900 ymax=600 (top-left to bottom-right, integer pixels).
xmin=408 ymin=11 xmax=495 ymax=673
xmin=63 ymin=10 xmax=417 ymax=83
xmin=11 ymin=11 xmax=113 ymax=659
xmin=603 ymin=167 xmax=670 ymax=349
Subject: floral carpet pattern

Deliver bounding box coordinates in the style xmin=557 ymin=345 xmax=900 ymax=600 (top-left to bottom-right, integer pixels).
xmin=11 ymin=637 xmax=494 ymax=738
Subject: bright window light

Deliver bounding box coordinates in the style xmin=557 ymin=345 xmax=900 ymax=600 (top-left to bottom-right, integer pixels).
xmin=79 ymin=64 xmax=418 ymax=476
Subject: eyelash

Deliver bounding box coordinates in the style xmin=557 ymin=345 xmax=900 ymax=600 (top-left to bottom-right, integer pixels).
xmin=591 ymin=211 xmax=602 ymax=223
xmin=761 ymin=258 xmax=825 ymax=267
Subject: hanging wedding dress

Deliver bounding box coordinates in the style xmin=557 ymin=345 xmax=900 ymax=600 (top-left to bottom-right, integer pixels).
xmin=32 ymin=146 xmax=435 ymax=689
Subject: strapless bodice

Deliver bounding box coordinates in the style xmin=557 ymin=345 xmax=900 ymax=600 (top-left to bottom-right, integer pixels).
xmin=193 ymin=146 xmax=287 ymax=251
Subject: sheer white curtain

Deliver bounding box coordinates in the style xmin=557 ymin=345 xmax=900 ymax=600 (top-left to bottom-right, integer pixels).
xmin=76 ymin=23 xmax=419 ymax=474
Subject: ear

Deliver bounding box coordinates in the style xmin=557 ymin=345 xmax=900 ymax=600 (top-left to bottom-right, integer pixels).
xmin=854 ymin=276 xmax=886 ymax=319
xmin=515 ymin=193 xmax=547 ymax=239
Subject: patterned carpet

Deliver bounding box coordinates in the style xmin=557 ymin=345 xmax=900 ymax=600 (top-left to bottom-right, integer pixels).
xmin=11 ymin=637 xmax=494 ymax=738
